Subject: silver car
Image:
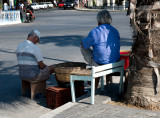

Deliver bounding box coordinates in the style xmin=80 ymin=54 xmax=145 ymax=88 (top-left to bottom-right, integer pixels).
xmin=45 ymin=2 xmax=53 ymax=8
xmin=30 ymin=3 xmax=40 ymax=10
xmin=39 ymin=2 xmax=48 ymax=9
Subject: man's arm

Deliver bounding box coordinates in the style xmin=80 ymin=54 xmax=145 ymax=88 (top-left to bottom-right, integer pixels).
xmin=81 ymin=41 xmax=84 ymax=48
xmin=38 ymin=61 xmax=46 ymax=69
xmin=81 ymin=31 xmax=94 ymax=49
xmin=38 ymin=61 xmax=55 ymax=74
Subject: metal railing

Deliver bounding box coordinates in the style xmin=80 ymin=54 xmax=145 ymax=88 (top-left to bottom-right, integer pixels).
xmin=0 ymin=10 xmax=21 ymax=25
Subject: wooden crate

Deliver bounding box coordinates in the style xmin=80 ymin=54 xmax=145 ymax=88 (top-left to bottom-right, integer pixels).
xmin=46 ymin=86 xmax=84 ymax=109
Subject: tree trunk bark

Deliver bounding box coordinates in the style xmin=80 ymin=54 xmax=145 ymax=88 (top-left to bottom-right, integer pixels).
xmin=125 ymin=0 xmax=160 ymax=110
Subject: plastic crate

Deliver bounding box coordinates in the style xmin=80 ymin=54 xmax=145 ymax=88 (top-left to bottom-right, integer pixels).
xmin=46 ymin=86 xmax=84 ymax=109
xmin=120 ymin=50 xmax=130 ymax=70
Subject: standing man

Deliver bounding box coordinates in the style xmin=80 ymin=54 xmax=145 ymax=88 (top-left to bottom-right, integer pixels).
xmin=21 ymin=3 xmax=24 ymax=10
xmin=81 ymin=10 xmax=120 ymax=88
xmin=16 ymin=30 xmax=55 ymax=82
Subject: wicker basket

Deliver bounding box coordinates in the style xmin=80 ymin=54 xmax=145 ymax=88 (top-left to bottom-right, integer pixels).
xmin=54 ymin=62 xmax=86 ymax=87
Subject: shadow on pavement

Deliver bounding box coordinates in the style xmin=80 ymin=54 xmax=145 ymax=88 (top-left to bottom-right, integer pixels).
xmin=0 ymin=61 xmax=57 ymax=109
xmin=40 ymin=36 xmax=132 ymax=48
xmin=0 ymin=35 xmax=130 ymax=109
xmin=120 ymin=37 xmax=133 ymax=47
xmin=0 ymin=49 xmax=16 ymax=54
xmin=40 ymin=35 xmax=85 ymax=47
xmin=75 ymin=83 xmax=120 ymax=104
xmin=100 ymin=83 xmax=120 ymax=100
xmin=43 ymin=57 xmax=71 ymax=63
xmin=0 ymin=61 xmax=22 ymax=107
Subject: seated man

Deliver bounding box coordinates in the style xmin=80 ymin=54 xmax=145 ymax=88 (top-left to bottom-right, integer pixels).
xmin=81 ymin=10 xmax=120 ymax=88
xmin=16 ymin=30 xmax=54 ymax=82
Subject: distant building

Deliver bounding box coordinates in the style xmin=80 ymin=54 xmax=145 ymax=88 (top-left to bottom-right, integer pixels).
xmin=87 ymin=0 xmax=113 ymax=7
xmin=87 ymin=0 xmax=128 ymax=7
xmin=1 ymin=0 xmax=57 ymax=10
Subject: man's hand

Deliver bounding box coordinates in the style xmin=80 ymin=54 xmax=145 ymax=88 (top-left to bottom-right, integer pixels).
xmin=38 ymin=61 xmax=56 ymax=74
xmin=38 ymin=61 xmax=46 ymax=69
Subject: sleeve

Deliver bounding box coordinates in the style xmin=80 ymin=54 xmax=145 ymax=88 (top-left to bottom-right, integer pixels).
xmin=82 ymin=31 xmax=95 ymax=49
xmin=116 ymin=29 xmax=120 ymax=40
xmin=34 ymin=46 xmax=43 ymax=62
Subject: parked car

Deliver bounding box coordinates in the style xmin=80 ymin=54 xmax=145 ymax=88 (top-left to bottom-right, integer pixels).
xmin=45 ymin=2 xmax=53 ymax=8
xmin=39 ymin=2 xmax=48 ymax=9
xmin=30 ymin=3 xmax=40 ymax=10
xmin=58 ymin=2 xmax=64 ymax=8
xmin=63 ymin=0 xmax=75 ymax=9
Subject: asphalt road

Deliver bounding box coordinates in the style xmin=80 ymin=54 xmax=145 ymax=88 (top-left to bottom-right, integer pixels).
xmin=0 ymin=9 xmax=132 ymax=118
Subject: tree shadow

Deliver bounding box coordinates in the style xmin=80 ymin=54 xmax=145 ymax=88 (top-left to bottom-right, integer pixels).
xmin=0 ymin=60 xmax=58 ymax=109
xmin=0 ymin=48 xmax=72 ymax=64
xmin=40 ymin=35 xmax=85 ymax=47
xmin=75 ymin=82 xmax=120 ymax=105
xmin=0 ymin=59 xmax=121 ymax=109
xmin=98 ymin=83 xmax=120 ymax=100
xmin=0 ymin=49 xmax=16 ymax=54
xmin=43 ymin=57 xmax=71 ymax=63
xmin=0 ymin=61 xmax=22 ymax=108
xmin=40 ymin=36 xmax=133 ymax=48
xmin=120 ymin=37 xmax=133 ymax=47
xmin=0 ymin=36 xmax=132 ymax=109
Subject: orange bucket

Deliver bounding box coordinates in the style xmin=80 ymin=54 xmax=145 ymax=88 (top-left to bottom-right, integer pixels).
xmin=120 ymin=50 xmax=130 ymax=70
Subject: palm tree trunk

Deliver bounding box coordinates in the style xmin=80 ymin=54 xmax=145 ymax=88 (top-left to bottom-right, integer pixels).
xmin=125 ymin=0 xmax=160 ymax=110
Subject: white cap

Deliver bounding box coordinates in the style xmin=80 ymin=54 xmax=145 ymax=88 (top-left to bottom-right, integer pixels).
xmin=34 ymin=30 xmax=40 ymax=39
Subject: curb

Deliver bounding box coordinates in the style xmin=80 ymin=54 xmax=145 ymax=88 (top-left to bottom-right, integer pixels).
xmin=39 ymin=92 xmax=91 ymax=118
xmin=39 ymin=102 xmax=77 ymax=118
xmin=39 ymin=89 xmax=112 ymax=118
xmin=75 ymin=8 xmax=127 ymax=12
xmin=0 ymin=21 xmax=22 ymax=26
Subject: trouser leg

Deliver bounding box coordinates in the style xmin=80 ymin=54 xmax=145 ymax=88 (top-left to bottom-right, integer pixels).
xmin=81 ymin=47 xmax=101 ymax=88
xmin=80 ymin=46 xmax=99 ymax=66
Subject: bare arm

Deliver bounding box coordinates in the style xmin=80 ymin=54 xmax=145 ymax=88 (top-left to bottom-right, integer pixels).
xmin=38 ymin=61 xmax=55 ymax=74
xmin=81 ymin=41 xmax=84 ymax=48
xmin=38 ymin=61 xmax=46 ymax=69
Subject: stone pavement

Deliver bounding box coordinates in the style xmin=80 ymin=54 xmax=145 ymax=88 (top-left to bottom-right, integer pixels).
xmin=40 ymin=77 xmax=160 ymax=118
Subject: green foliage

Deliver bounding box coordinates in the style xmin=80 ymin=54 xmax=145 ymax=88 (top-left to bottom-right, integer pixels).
xmin=0 ymin=4 xmax=2 ymax=10
xmin=115 ymin=0 xmax=123 ymax=5
xmin=93 ymin=0 xmax=96 ymax=6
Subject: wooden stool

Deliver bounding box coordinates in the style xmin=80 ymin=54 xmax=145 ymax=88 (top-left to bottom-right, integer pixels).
xmin=21 ymin=79 xmax=46 ymax=99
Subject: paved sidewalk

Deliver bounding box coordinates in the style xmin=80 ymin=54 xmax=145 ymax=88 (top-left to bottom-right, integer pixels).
xmin=0 ymin=19 xmax=21 ymax=25
xmin=40 ymin=78 xmax=160 ymax=118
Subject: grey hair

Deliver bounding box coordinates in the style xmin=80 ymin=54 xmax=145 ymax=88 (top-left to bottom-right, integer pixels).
xmin=28 ymin=30 xmax=37 ymax=38
xmin=96 ymin=10 xmax=112 ymax=24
